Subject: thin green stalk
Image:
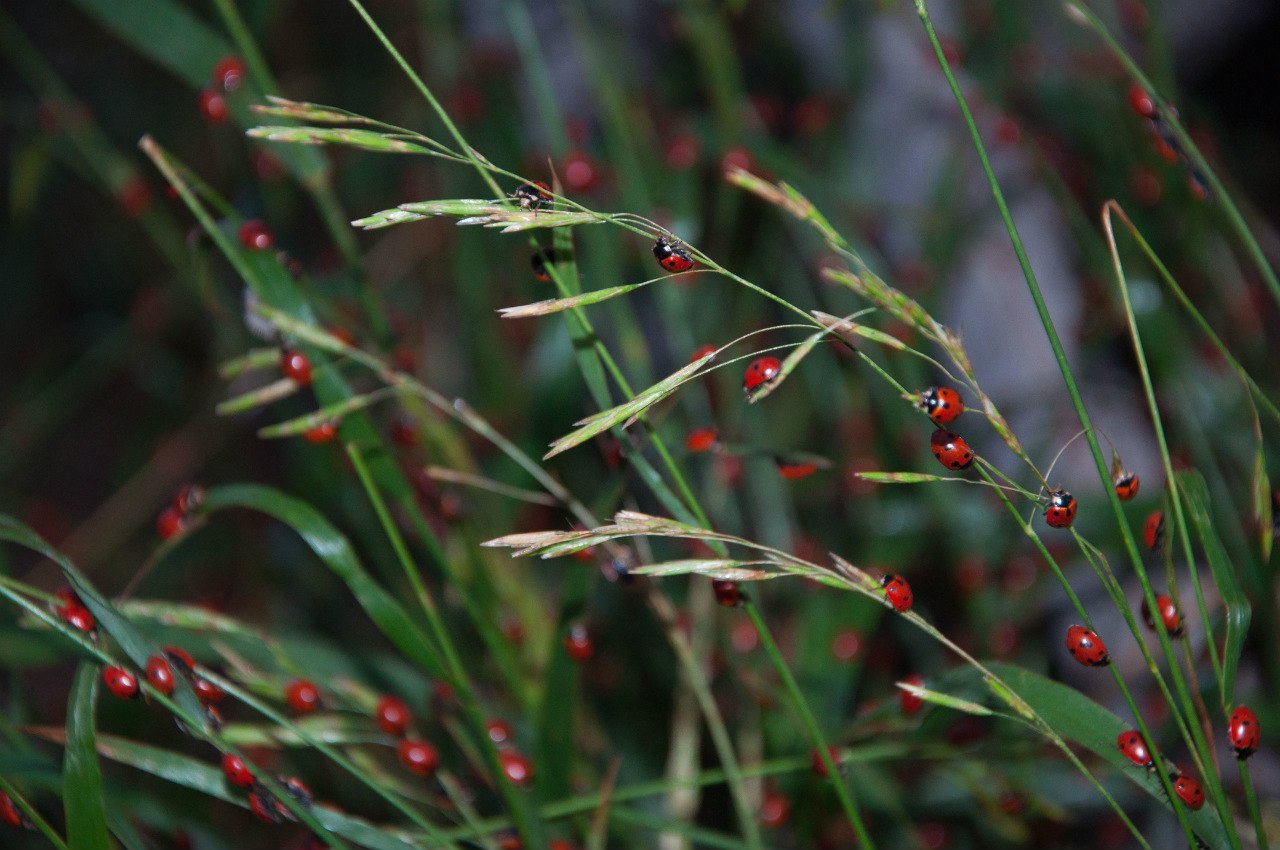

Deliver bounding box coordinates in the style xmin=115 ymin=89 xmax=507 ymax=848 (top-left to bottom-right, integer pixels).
xmin=0 ymin=776 xmax=68 ymax=850
xmin=1065 ymin=2 xmax=1280 ymax=313
xmin=345 ymin=444 xmax=546 ymax=849
xmin=1238 ymin=764 xmax=1270 ymax=850
xmin=915 ymin=5 xmax=1217 ymax=846
xmin=745 ymin=600 xmax=876 ymax=849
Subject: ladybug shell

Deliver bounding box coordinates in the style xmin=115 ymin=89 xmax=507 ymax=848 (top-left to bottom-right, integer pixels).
xmin=712 ymin=579 xmax=743 ymax=607
xmin=881 ymin=574 xmax=913 ymax=613
xmin=929 ymin=429 xmax=974 ymax=470
xmin=1228 ymin=705 xmax=1260 ymax=759
xmin=776 ymin=458 xmax=819 ymax=480
xmin=1065 ymin=625 xmax=1109 ymax=667
xmin=1113 ymin=471 xmax=1140 ymax=500
xmin=1044 ymin=489 xmax=1077 ymax=529
xmin=743 ymin=356 xmax=782 ymax=393
xmin=1174 ymin=774 xmax=1205 ymax=810
xmin=1140 ymin=594 xmax=1184 ymax=637
xmin=653 ymin=238 xmax=695 ymax=273
xmin=102 ymin=665 xmax=140 ymax=699
xmin=921 ymin=386 xmax=964 ymax=426
xmin=512 ymin=182 xmax=551 ymax=210
xmin=1117 ymin=730 xmax=1154 ymax=767
xmin=1143 ymin=510 xmax=1165 ymax=550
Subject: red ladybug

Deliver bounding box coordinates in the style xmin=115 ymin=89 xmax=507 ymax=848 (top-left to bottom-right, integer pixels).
xmin=759 ymin=790 xmax=791 ymax=829
xmin=284 ymin=679 xmax=321 ymax=714
xmin=198 ymin=88 xmax=229 ymax=124
xmin=1112 ymin=470 xmax=1140 ymax=500
xmin=280 ymin=349 xmax=312 ymax=386
xmin=103 ymin=665 xmax=140 ymax=699
xmin=776 ymin=458 xmax=819 ymax=480
xmin=743 ymin=356 xmax=782 ymax=395
xmin=531 ymin=247 xmax=559 ymax=282
xmin=511 ymin=182 xmax=551 ymax=210
xmin=376 ymin=695 xmax=412 ymax=737
xmin=881 ymin=574 xmax=913 ymax=613
xmin=563 ymin=623 xmax=594 ymax=662
xmin=1065 ymin=625 xmax=1109 ymax=667
xmin=1128 ymin=84 xmax=1156 ymax=119
xmin=1173 ymin=773 xmax=1204 ymax=810
xmin=689 ymin=344 xmax=717 ymax=363
xmin=920 ymin=386 xmax=964 ymax=426
xmin=929 ymin=430 xmax=974 ymax=470
xmin=189 ymin=677 xmax=223 ymax=705
xmin=212 ymin=56 xmax=246 ymax=92
xmin=164 ymin=645 xmax=196 ymax=676
xmin=398 ymin=739 xmax=439 ymax=775
xmin=810 ymin=744 xmax=842 ymax=778
xmin=653 ymin=237 xmax=696 ymax=273
xmin=237 ymin=219 xmax=273 ymax=251
xmin=0 ymin=791 xmax=26 ymax=828
xmin=222 ymin=753 xmax=254 ymax=787
xmin=900 ymin=673 xmax=925 ymax=715
xmin=156 ymin=505 xmax=188 ymax=540
xmin=1140 ymin=593 xmax=1184 ymax=637
xmin=1044 ymin=489 xmax=1077 ymax=529
xmin=146 ymin=656 xmax=176 ymax=696
xmin=685 ymin=428 xmax=719 ymax=452
xmin=172 ymin=483 xmax=205 ymax=515
xmin=303 ymin=421 xmax=339 ymax=443
xmin=247 ymin=785 xmax=284 ymax=823
xmin=712 ymin=579 xmax=743 ymax=607
xmin=1143 ymin=510 xmax=1165 ymax=550
xmin=1117 ymin=730 xmax=1154 ymax=768
xmin=499 ymin=750 xmax=534 ymax=786
xmin=57 ymin=603 xmax=96 ymax=636
xmin=1228 ymin=705 xmax=1260 ymax=760
xmin=486 ymin=718 xmax=514 ymax=746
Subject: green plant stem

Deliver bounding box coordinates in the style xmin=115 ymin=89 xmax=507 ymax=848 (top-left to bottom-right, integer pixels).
xmin=1065 ymin=1 xmax=1280 ymax=313
xmin=1238 ymin=763 xmax=1270 ymax=850
xmin=744 ymin=600 xmax=876 ymax=849
xmin=915 ymin=5 xmax=1217 ymax=846
xmin=346 ymin=444 xmax=545 ymax=848
xmin=0 ymin=775 xmax=68 ymax=850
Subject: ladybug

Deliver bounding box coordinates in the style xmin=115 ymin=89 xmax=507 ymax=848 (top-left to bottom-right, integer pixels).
xmin=900 ymin=673 xmax=925 ymax=716
xmin=398 ymin=739 xmax=440 ymax=775
xmin=743 ymin=356 xmax=782 ymax=395
xmin=929 ymin=429 xmax=974 ymax=470
xmin=531 ymin=247 xmax=559 ymax=282
xmin=164 ymin=645 xmax=197 ymax=676
xmin=511 ymin=181 xmax=551 ymax=211
xmin=1113 ymin=470 xmax=1140 ymax=500
xmin=212 ymin=56 xmax=246 ymax=92
xmin=145 ymin=656 xmax=176 ymax=696
xmin=1064 ymin=625 xmax=1110 ymax=667
xmin=1140 ymin=593 xmax=1184 ymax=637
xmin=222 ymin=753 xmax=255 ymax=787
xmin=1173 ymin=773 xmax=1205 ymax=810
xmin=486 ymin=717 xmax=514 ymax=746
xmin=280 ymin=349 xmax=312 ymax=386
xmin=280 ymin=776 xmax=313 ymax=810
xmin=760 ymin=790 xmax=791 ymax=829
xmin=1117 ymin=730 xmax=1154 ymax=768
xmin=156 ymin=505 xmax=188 ymax=540
xmin=1228 ymin=705 xmax=1260 ymax=760
xmin=685 ymin=428 xmax=719 ymax=452
xmin=1044 ymin=489 xmax=1078 ymax=529
xmin=284 ymin=679 xmax=321 ymax=714
xmin=198 ymin=88 xmax=229 ymax=124
xmin=563 ymin=623 xmax=594 ymax=662
xmin=881 ymin=574 xmax=913 ymax=613
xmin=57 ymin=603 xmax=96 ymax=636
xmin=810 ymin=744 xmax=842 ymax=778
xmin=193 ymin=677 xmax=225 ymax=704
xmin=103 ymin=665 xmax=141 ymax=699
xmin=1128 ymin=84 xmax=1156 ymax=119
xmin=776 ymin=458 xmax=819 ymax=480
xmin=237 ymin=219 xmax=273 ymax=250
xmin=919 ymin=386 xmax=964 ymax=426
xmin=375 ymin=695 xmax=412 ymax=737
xmin=1143 ymin=510 xmax=1165 ymax=551
xmin=499 ymin=750 xmax=534 ymax=786
xmin=0 ymin=792 xmax=29 ymax=829
xmin=302 ymin=421 xmax=339 ymax=444
xmin=653 ymin=236 xmax=696 ymax=273
xmin=247 ymin=785 xmax=285 ymax=823
xmin=712 ymin=579 xmax=743 ymax=607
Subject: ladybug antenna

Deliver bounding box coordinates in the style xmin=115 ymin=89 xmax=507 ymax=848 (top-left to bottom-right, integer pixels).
xmin=1039 ymin=428 xmax=1090 ymax=494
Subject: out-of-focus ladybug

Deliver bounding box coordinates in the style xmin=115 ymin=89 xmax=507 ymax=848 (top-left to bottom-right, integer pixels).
xmin=1144 ymin=510 xmax=1165 ymax=551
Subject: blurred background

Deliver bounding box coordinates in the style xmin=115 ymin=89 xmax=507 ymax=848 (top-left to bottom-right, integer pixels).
xmin=1 ymin=1 xmax=1277 ymax=848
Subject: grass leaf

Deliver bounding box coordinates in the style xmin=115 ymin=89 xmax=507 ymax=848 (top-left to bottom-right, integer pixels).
xmin=64 ymin=665 xmax=111 ymax=850
xmin=248 ymin=125 xmax=437 ymax=154
xmin=497 ymin=281 xmax=652 ymax=318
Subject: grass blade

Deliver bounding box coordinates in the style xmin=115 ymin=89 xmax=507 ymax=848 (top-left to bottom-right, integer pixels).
xmin=63 ymin=665 xmax=110 ymax=850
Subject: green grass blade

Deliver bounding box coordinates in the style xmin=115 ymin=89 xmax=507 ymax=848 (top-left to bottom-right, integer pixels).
xmin=1178 ymin=472 xmax=1251 ymax=702
xmin=197 ymin=484 xmax=446 ymax=681
xmin=63 ymin=665 xmax=110 ymax=850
